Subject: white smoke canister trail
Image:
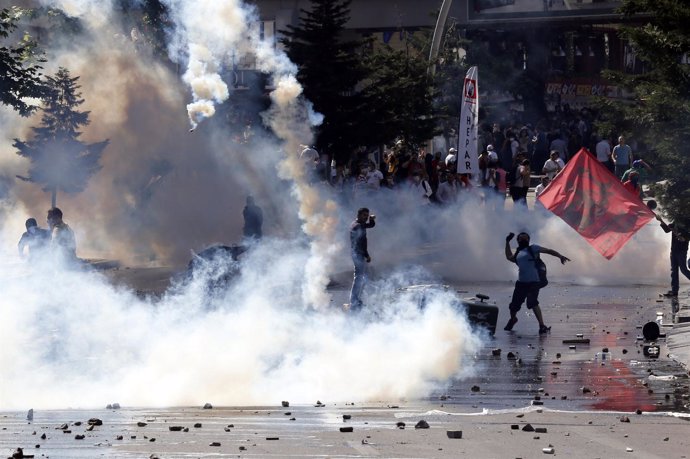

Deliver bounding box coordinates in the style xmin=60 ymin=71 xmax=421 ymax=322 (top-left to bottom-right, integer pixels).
xmin=162 ymin=0 xmax=340 ymax=306
xmin=183 ymin=44 xmax=229 ymax=128
xmin=36 ymin=0 xmax=346 ymax=305
xmin=163 ymin=0 xmax=252 ymax=129
xmin=263 ymin=73 xmax=338 ymax=308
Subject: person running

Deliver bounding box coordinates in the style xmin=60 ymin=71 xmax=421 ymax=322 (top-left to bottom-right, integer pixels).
xmin=347 ymin=208 xmax=376 ymax=312
xmin=504 ymin=232 xmax=570 ymax=334
xmin=47 ymin=207 xmax=77 ymax=262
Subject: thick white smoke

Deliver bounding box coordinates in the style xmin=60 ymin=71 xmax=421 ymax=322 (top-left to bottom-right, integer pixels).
xmin=0 ymin=242 xmax=481 ymax=409
xmin=160 ymin=0 xmax=338 ymax=307
xmin=0 ymin=0 xmax=674 ymax=414
xmin=36 ymin=0 xmax=114 ymax=28
xmin=163 ymin=0 xmax=252 ymax=129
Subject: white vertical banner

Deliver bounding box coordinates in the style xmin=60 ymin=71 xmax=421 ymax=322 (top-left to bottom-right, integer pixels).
xmin=457 ymin=66 xmax=479 ymax=175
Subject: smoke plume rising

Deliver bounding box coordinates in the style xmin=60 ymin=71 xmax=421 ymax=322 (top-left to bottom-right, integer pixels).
xmin=163 ymin=0 xmax=252 ymax=129
xmin=0 ymin=0 xmax=675 ymax=413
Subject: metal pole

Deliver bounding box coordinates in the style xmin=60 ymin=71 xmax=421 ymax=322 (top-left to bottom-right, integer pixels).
xmin=428 ymin=0 xmax=453 ymax=76
xmin=427 ymin=0 xmax=454 ymax=156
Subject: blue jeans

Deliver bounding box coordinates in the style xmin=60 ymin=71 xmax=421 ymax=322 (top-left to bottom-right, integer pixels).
xmin=349 ymin=255 xmax=368 ymax=311
xmin=670 ymin=250 xmax=690 ymax=294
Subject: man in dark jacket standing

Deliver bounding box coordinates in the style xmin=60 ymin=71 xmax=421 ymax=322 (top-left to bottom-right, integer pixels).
xmin=657 ymin=214 xmax=690 ymax=297
xmin=348 ymin=207 xmax=376 ymax=311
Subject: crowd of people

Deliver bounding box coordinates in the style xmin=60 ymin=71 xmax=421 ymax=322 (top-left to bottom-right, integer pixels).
xmin=302 ymin=110 xmax=653 ymax=210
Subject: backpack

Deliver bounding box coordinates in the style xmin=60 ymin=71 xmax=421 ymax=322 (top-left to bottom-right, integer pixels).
xmin=515 ymin=245 xmax=548 ymax=288
xmin=527 ymin=246 xmax=548 ymax=288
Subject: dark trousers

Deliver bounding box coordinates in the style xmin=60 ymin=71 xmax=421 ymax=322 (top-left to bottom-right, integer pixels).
xmin=671 ymin=250 xmax=690 ymax=294
xmin=509 ymin=281 xmax=540 ymax=313
xmin=510 ymin=186 xmax=528 ymax=207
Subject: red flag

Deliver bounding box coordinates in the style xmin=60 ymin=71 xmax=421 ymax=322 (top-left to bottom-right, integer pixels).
xmin=537 ymin=148 xmax=655 ymax=259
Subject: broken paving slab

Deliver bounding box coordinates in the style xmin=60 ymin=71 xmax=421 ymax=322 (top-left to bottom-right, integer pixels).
xmin=563 ymin=339 xmax=590 ymax=344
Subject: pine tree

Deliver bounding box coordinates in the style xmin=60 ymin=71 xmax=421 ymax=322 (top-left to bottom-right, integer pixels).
xmin=13 ymin=67 xmax=109 ymax=207
xmin=599 ymin=0 xmax=690 ymax=227
xmin=0 ymin=6 xmax=47 ymax=116
xmin=280 ymin=0 xmax=365 ymax=164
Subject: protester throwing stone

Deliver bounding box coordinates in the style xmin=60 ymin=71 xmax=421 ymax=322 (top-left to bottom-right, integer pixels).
xmin=346 ymin=207 xmax=376 ymax=312
xmin=504 ymin=232 xmax=570 ymax=334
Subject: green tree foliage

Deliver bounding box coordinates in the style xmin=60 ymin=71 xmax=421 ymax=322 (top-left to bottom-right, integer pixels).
xmin=281 ymin=0 xmax=442 ymax=161
xmin=13 ymin=67 xmax=109 ymax=206
xmin=0 ymin=6 xmax=47 ymax=116
xmin=359 ymin=40 xmax=439 ymax=151
xmin=280 ymin=0 xmax=365 ymax=164
xmin=599 ymin=0 xmax=690 ymax=227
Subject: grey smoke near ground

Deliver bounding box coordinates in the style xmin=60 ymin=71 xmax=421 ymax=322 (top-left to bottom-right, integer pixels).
xmin=334 ymin=187 xmax=669 ymax=286
xmin=0 ymin=0 xmax=673 ymax=412
xmin=0 ymin=242 xmax=482 ymax=409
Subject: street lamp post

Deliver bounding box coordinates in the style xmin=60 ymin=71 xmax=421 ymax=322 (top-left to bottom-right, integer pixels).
xmin=428 ymin=0 xmax=453 ymax=76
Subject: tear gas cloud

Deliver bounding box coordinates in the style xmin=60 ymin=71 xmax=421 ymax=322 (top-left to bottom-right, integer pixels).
xmin=0 ymin=0 xmax=674 ymax=411
xmin=0 ymin=0 xmax=475 ymax=409
xmin=0 ymin=242 xmax=481 ymax=409
xmin=339 ymin=188 xmax=669 ymax=286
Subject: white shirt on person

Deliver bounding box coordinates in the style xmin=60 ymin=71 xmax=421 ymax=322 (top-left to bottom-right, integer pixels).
xmin=595 ymin=139 xmax=611 ymax=162
xmin=542 ymin=158 xmax=564 ymax=180
xmin=514 ymin=165 xmax=529 ymax=187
